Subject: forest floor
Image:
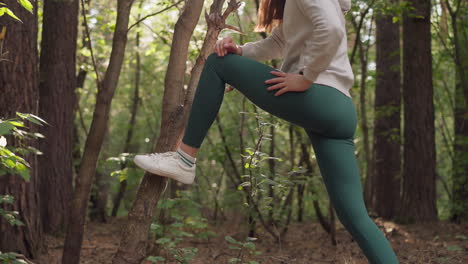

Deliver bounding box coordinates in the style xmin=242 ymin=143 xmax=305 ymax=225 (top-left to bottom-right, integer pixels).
xmin=36 ymin=217 xmax=467 ymax=264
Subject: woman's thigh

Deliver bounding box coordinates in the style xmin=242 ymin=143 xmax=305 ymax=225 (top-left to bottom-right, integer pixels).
xmin=211 ymin=53 xmax=358 ymax=139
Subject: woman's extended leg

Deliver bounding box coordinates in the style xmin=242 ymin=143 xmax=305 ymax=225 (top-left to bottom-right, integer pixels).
xmin=182 ymin=52 xmax=355 ymax=149
xmin=305 ymin=130 xmax=399 ymax=264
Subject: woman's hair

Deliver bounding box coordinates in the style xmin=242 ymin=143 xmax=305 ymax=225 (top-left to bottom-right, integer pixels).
xmin=254 ymin=0 xmax=286 ymax=33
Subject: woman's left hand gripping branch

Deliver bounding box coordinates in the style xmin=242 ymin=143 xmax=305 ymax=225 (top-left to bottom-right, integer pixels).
xmin=265 ymin=71 xmax=313 ymax=96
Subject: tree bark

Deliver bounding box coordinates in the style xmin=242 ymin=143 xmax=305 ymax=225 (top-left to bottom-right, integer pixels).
xmin=0 ymin=0 xmax=41 ymax=258
xmin=373 ymin=0 xmax=402 ymax=219
xmin=359 ymin=25 xmax=373 ymax=209
xmin=38 ymin=0 xmax=78 ymax=234
xmin=62 ymin=1 xmax=135 ymax=263
xmin=112 ymin=10 xmax=142 ymax=216
xmin=89 ymin=171 xmax=109 ymax=222
xmin=398 ymin=0 xmax=438 ymax=222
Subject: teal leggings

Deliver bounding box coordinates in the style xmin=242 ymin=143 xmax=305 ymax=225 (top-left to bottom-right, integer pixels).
xmin=182 ymin=53 xmax=399 ymax=264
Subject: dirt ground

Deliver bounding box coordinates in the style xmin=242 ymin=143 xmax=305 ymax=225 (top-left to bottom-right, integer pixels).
xmin=36 ymin=217 xmax=467 ymax=264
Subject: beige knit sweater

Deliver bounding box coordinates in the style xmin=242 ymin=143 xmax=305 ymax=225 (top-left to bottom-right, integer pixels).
xmin=239 ymin=0 xmax=354 ymax=98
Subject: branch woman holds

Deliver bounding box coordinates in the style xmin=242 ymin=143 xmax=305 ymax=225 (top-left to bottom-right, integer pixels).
xmin=134 ymin=0 xmax=399 ymax=263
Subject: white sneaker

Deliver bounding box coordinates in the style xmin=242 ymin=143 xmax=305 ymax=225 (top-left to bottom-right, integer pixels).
xmin=133 ymin=151 xmax=196 ymax=184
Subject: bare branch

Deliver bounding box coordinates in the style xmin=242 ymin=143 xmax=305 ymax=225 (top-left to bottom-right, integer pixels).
xmin=128 ymin=0 xmax=185 ymax=32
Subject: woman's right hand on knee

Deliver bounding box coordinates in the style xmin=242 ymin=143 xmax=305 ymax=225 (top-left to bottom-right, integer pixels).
xmin=215 ymin=36 xmax=242 ymax=56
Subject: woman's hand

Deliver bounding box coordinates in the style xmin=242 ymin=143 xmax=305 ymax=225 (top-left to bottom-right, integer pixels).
xmin=215 ymin=36 xmax=242 ymax=56
xmin=225 ymin=85 xmax=235 ymax=93
xmin=265 ymin=71 xmax=313 ymax=96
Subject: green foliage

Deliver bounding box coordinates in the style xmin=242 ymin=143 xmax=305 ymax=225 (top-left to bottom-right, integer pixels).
xmin=0 ymin=6 xmax=21 ymax=21
xmin=0 ymin=252 xmax=28 ymax=264
xmin=0 ymin=113 xmax=46 ymax=180
xmin=0 ymin=195 xmax=23 ymax=227
xmin=224 ymin=236 xmax=261 ymax=264
xmin=106 ymin=152 xmax=142 ymax=183
xmin=147 ymin=191 xmax=216 ymax=264
xmin=17 ymin=0 xmax=32 ymax=13
xmin=0 ymin=0 xmax=34 ymax=22
xmin=0 ymin=112 xmax=45 ymax=263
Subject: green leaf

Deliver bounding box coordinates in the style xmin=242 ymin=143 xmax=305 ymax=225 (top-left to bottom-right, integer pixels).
xmin=228 ymin=257 xmax=241 ymax=263
xmin=228 ymin=245 xmax=241 ymax=250
xmin=16 ymin=112 xmax=47 ymax=125
xmin=446 ymin=245 xmax=462 ymax=251
xmin=4 ymin=8 xmax=22 ymax=22
xmin=33 ymin=132 xmax=45 ymax=138
xmin=146 ymin=256 xmax=165 ymax=263
xmin=27 ymin=146 xmax=43 ymax=155
xmin=155 ymin=237 xmax=171 ymax=245
xmin=243 ymin=242 xmax=255 ymax=250
xmin=240 ymin=181 xmax=251 ymax=187
xmin=0 ymin=195 xmax=14 ymax=204
xmin=17 ymin=0 xmax=33 ymax=13
xmin=26 ymin=115 xmax=43 ymax=125
xmin=16 ymin=163 xmax=30 ymax=181
xmin=0 ymin=122 xmax=15 ymax=135
xmin=224 ymin=235 xmax=238 ymax=244
xmin=9 ymin=121 xmax=24 ymax=127
xmin=3 ymin=158 xmax=16 ymax=168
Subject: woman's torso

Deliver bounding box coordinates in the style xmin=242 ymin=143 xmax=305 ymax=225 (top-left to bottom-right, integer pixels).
xmin=280 ymin=0 xmax=354 ymax=98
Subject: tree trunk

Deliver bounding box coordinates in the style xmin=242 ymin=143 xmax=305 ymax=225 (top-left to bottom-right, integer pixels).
xmin=112 ymin=16 xmax=142 ymax=216
xmin=359 ymin=30 xmax=373 ymax=209
xmin=373 ymin=0 xmax=402 ymax=219
xmin=296 ymin=130 xmax=329 ymax=233
xmin=0 ymin=1 xmax=41 ymax=258
xmin=38 ymin=0 xmax=78 ymax=235
xmin=62 ymin=1 xmax=135 ymax=263
xmin=398 ymin=0 xmax=438 ymax=222
xmin=297 ymin=183 xmax=305 ymax=222
xmin=450 ymin=0 xmax=468 ymax=222
xmin=89 ymin=171 xmax=109 ymax=222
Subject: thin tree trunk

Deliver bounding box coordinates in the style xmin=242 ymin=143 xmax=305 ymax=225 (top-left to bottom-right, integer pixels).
xmin=62 ymin=1 xmax=135 ymax=263
xmin=89 ymin=170 xmax=109 ymax=222
xmin=373 ymin=0 xmax=402 ymax=219
xmin=398 ymin=0 xmax=438 ymax=222
xmin=268 ymin=117 xmax=276 ymax=223
xmin=296 ymin=183 xmax=305 ymax=222
xmin=449 ymin=0 xmax=468 ymax=222
xmin=296 ymin=130 xmax=330 ymax=233
xmin=111 ymin=2 xmax=142 ymax=216
xmin=329 ymin=202 xmax=336 ymax=245
xmin=0 ymin=0 xmax=41 ymax=257
xmin=351 ymin=14 xmax=374 ymax=209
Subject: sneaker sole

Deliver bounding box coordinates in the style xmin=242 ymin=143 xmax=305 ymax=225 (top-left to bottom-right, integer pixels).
xmin=133 ymin=157 xmax=194 ymax=185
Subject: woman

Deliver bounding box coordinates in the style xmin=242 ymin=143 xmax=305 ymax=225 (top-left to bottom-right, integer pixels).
xmin=134 ymin=0 xmax=399 ymax=263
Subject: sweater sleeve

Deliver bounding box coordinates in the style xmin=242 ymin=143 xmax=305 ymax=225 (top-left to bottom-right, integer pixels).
xmin=297 ymin=0 xmax=345 ymax=83
xmin=239 ymin=23 xmax=285 ymax=61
